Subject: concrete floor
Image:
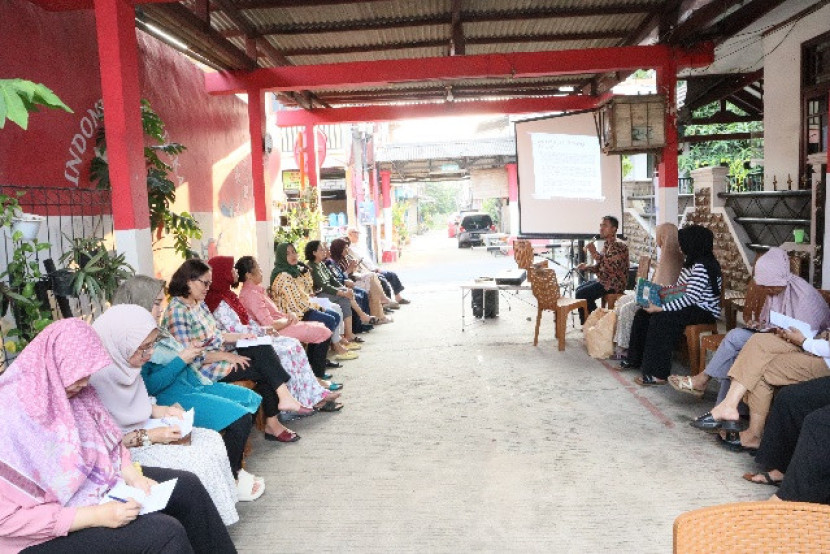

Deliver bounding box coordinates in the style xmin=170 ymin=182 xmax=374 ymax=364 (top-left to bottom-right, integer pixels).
xmin=230 ymin=231 xmax=768 ymax=553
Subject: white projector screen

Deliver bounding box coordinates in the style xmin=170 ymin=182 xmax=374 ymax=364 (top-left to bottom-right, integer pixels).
xmin=515 ymin=111 xmax=623 ymax=237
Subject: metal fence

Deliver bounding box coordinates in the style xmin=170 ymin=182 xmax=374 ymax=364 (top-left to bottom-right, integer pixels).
xmin=0 ymin=185 xmax=113 ymax=372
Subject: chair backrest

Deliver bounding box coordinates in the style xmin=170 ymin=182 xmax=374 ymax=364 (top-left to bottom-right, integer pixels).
xmin=528 ymin=268 xmax=561 ymax=309
xmin=673 ymin=501 xmax=830 ymax=553
xmin=514 ymin=239 xmax=534 ymax=270
xmin=742 ymin=279 xmax=776 ymax=322
xmin=636 ymin=255 xmax=651 ymax=280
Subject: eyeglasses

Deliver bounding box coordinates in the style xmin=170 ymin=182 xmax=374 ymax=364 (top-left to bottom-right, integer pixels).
xmin=195 ymin=278 xmax=212 ymax=288
xmin=136 ymin=340 xmax=160 ymax=357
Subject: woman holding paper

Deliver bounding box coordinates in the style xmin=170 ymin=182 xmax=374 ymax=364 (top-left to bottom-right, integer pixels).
xmin=90 ymin=305 xmax=246 ymax=524
xmin=670 ymin=247 xmax=830 ymax=402
xmin=206 ymin=256 xmax=341 ymax=411
xmin=112 ymin=276 xmax=265 ymax=502
xmin=0 ymin=319 xmax=235 ymax=553
xmin=621 ymin=225 xmax=722 ymax=385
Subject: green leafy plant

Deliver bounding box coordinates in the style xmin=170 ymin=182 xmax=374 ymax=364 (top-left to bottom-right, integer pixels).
xmin=59 ymin=236 xmax=135 ymax=303
xmin=391 ymin=202 xmax=409 ymax=245
xmin=0 ymin=79 xmax=73 ymax=130
xmin=91 ymin=99 xmax=201 ymax=258
xmin=274 ymin=187 xmax=324 ymax=255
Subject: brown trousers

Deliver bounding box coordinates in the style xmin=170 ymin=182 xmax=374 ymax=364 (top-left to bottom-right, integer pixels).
xmin=728 ymin=333 xmax=830 ymax=425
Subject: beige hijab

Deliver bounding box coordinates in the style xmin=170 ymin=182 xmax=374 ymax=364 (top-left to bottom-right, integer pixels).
xmin=89 ymin=304 xmax=159 ymax=432
xmin=652 ymin=223 xmax=684 ymax=286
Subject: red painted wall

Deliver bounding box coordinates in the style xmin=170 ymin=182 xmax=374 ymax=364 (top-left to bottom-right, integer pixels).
xmin=0 ymin=0 xmax=255 ymax=217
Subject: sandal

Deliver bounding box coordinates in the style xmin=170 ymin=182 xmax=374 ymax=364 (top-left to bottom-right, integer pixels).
xmin=318 ymin=400 xmax=344 ymax=412
xmin=742 ymin=472 xmax=782 ymax=487
xmin=237 ymin=469 xmax=265 ymax=501
xmin=264 ymin=429 xmax=301 ymax=443
xmin=634 ymin=375 xmax=667 ymax=386
xmin=669 ymin=375 xmax=705 ymax=398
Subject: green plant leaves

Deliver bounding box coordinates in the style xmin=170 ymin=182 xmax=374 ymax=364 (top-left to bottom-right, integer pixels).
xmin=0 ymin=79 xmax=72 ymax=130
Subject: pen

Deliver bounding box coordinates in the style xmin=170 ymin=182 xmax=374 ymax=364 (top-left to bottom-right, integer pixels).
xmin=108 ymin=495 xmax=129 ymax=503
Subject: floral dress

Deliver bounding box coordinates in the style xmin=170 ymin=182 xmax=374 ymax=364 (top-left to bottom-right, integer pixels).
xmin=212 ymin=301 xmax=329 ymax=408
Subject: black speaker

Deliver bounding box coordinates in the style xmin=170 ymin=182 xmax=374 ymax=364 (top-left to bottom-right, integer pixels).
xmin=471 ymin=289 xmax=499 ymax=318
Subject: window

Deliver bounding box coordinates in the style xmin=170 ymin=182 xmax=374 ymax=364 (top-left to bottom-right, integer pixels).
xmin=802 ymin=32 xmax=830 ymax=163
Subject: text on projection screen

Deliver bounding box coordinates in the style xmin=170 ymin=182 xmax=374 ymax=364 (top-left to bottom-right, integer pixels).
xmin=530 ymin=133 xmax=603 ymax=200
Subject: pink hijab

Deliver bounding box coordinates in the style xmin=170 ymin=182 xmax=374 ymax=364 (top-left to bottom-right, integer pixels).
xmin=757 ymin=247 xmax=830 ymax=330
xmin=0 ymin=319 xmax=123 ymax=507
xmin=652 ymin=223 xmax=684 ymax=286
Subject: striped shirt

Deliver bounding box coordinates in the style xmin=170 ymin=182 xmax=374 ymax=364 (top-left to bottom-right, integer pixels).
xmin=662 ymin=263 xmax=722 ymax=317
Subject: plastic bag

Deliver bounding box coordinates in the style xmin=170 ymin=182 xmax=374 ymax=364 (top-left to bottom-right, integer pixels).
xmin=584 ymin=308 xmax=617 ymax=359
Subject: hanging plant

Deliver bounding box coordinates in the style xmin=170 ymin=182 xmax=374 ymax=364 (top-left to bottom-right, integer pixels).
xmin=91 ymin=99 xmax=202 ymax=258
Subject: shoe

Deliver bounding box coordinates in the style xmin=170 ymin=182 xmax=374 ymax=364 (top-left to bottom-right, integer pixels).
xmin=328 ymin=382 xmax=343 ymax=391
xmin=618 ymin=359 xmax=639 ymax=370
xmin=718 ymin=432 xmax=757 ymax=454
xmin=333 ymin=351 xmax=359 ymax=361
xmin=385 ymin=301 xmax=400 ymax=309
xmin=668 ymin=375 xmax=705 ymax=398
xmin=397 ymin=298 xmax=411 ymax=305
xmin=318 ymin=400 xmax=344 ymax=412
xmin=634 ymin=375 xmax=667 ymax=386
xmin=281 ymin=406 xmax=314 ymax=417
xmin=742 ymin=472 xmax=782 ymax=486
xmin=351 ymin=336 xmax=365 ymax=343
xmin=345 ymin=342 xmax=362 ymax=351
xmin=264 ymin=429 xmax=300 ymax=442
xmin=322 ymin=372 xmax=333 ymax=380
xmin=325 ymin=360 xmax=343 ymax=369
xmin=236 ymin=469 xmax=265 ymax=501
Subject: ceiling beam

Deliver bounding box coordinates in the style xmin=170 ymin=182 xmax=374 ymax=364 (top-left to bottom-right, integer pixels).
xmin=667 ymin=0 xmax=743 ymax=45
xmin=206 ymin=43 xmax=714 ymax=95
xmin=682 ymin=69 xmax=763 ymax=112
xmin=275 ymin=95 xmax=607 ymax=126
xmin=700 ymin=0 xmax=788 ymax=43
xmin=248 ymin=4 xmax=653 ymax=38
xmin=450 ymin=0 xmax=465 ymax=56
xmin=269 ymin=31 xmax=629 ymax=57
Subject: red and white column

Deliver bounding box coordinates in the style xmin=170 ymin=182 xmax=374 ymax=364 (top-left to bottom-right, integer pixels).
xmin=655 ymin=57 xmax=679 ymax=227
xmin=94 ymin=0 xmax=153 ymax=273
xmin=505 ymin=162 xmax=519 ymax=236
xmin=248 ymin=88 xmax=274 ymax=270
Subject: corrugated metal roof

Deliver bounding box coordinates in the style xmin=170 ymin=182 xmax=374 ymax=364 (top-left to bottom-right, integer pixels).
xmin=376 ymin=137 xmax=517 ymax=162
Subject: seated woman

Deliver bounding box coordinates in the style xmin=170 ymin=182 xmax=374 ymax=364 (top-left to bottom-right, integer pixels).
xmin=235 ymin=256 xmax=337 ymax=373
xmin=305 ymin=240 xmax=381 ymax=328
xmin=621 ymin=225 xmax=722 ymax=386
xmin=705 ymin=325 xmax=830 ymax=452
xmin=316 ymin=240 xmax=385 ymax=328
xmin=271 ymin=242 xmax=360 ymax=360
xmin=90 ymin=305 xmax=250 ymax=524
xmin=206 ymin=256 xmax=343 ymax=409
xmin=162 ymin=259 xmax=309 ymax=443
xmin=670 ymin=247 xmax=830 ymax=400
xmin=330 ymin=237 xmax=394 ymax=319
xmin=346 ymin=227 xmax=409 ymax=304
xmin=614 ymin=223 xmax=684 ymax=357
xmin=113 ymin=276 xmax=265 ymax=501
xmin=743 ymin=376 xmax=830 ymax=491
xmin=0 ymin=319 xmax=235 ymax=553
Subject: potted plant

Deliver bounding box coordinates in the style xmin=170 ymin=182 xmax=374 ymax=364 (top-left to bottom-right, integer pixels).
xmin=59 ymin=236 xmax=135 ymax=303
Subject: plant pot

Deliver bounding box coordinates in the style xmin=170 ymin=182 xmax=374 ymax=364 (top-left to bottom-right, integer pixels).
xmin=11 ymin=214 xmax=45 ymax=241
xmin=50 ymin=269 xmax=77 ymax=297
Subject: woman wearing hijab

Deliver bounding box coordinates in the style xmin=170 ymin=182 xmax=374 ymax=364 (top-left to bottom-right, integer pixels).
xmin=235 ymin=256 xmax=335 ymax=372
xmin=318 ymin=241 xmax=378 ymax=332
xmin=329 ymin=237 xmax=393 ymax=319
xmin=621 ymin=225 xmax=723 ymax=386
xmin=271 ymin=242 xmax=359 ymax=360
xmin=613 ymin=223 xmax=684 ymax=353
xmin=162 ymin=259 xmax=308 ymax=443
xmin=112 ymin=276 xmax=265 ymax=501
xmin=0 ymin=319 xmax=235 ymax=553
xmin=671 ymin=248 xmax=830 ymax=402
xmin=206 ymin=256 xmax=342 ymax=411
xmin=89 ymin=305 xmax=245 ymax=524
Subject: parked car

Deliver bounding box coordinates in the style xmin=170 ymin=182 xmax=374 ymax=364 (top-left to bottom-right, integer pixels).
xmin=447 ymin=212 xmax=461 ymax=238
xmin=457 ymin=212 xmax=495 ymax=248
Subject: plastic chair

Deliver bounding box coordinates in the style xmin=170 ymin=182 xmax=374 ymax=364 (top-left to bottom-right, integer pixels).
xmin=602 ymin=255 xmax=651 ymax=309
xmin=529 ymin=268 xmax=587 ymax=351
xmin=681 ymin=285 xmax=725 ymax=375
xmin=673 ymin=501 xmax=830 ymax=553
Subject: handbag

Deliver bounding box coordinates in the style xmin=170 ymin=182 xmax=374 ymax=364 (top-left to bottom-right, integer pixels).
xmin=584 ymin=308 xmax=617 ymax=359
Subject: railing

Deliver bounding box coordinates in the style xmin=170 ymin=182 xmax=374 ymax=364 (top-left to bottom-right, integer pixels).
xmin=0 ymin=185 xmax=113 ymax=372
xmin=726 ymin=173 xmax=764 ymax=193
xmin=678 ymin=177 xmax=694 ymax=195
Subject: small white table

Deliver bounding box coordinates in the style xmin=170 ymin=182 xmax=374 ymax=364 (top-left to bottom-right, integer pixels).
xmin=460 ymin=280 xmax=533 ymax=331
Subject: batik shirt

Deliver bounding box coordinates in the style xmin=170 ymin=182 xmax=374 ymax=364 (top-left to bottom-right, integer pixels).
xmin=271 ymin=271 xmax=321 ymax=319
xmin=588 ymin=239 xmax=630 ymax=293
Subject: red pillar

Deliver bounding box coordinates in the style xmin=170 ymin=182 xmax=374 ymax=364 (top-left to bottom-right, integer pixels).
xmin=505 ymin=163 xmax=518 ymax=202
xmin=248 ymin=88 xmax=266 ymax=222
xmin=656 ymin=59 xmax=678 ymax=190
xmin=304 ymin=124 xmax=319 ymax=190
xmin=380 ymin=170 xmax=392 ymax=208
xmin=93 ymin=0 xmax=148 ymax=231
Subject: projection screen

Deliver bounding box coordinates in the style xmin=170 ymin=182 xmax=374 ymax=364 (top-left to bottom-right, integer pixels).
xmin=515 ymin=111 xmax=622 ymax=237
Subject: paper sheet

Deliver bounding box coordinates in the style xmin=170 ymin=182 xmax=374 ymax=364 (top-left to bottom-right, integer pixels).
xmin=101 ymin=478 xmax=178 ymax=515
xmin=769 ymin=311 xmax=817 ymax=339
xmin=236 ymin=336 xmax=272 ymax=348
xmin=144 ymin=408 xmax=195 ymax=437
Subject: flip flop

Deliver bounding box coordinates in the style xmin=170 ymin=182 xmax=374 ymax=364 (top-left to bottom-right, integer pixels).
xmin=742 ymin=472 xmax=782 ymax=486
xmin=668 ymin=375 xmax=705 ymax=398
xmin=718 ymin=432 xmax=758 ymax=454
xmin=318 ymin=400 xmax=343 ymax=412
xmin=264 ymin=429 xmax=301 ymax=442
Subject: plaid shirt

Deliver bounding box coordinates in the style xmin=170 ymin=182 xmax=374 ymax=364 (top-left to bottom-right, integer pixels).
xmin=161 ymin=296 xmax=233 ymax=382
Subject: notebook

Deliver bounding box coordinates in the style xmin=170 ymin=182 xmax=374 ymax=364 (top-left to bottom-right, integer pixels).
xmin=635 ymin=278 xmax=686 ymax=308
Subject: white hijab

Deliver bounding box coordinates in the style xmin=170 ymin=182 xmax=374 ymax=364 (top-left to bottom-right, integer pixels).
xmin=89 ymin=304 xmax=158 ymax=432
